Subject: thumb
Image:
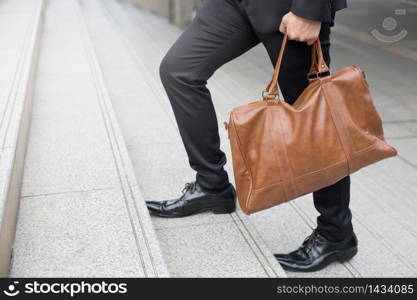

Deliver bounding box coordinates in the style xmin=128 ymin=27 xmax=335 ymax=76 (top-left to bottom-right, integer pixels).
xmin=279 ymin=20 xmax=287 ymax=34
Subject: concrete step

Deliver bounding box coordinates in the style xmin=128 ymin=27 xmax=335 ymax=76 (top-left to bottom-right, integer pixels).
xmin=9 ymin=0 xmax=168 ymax=277
xmin=98 ymin=0 xmax=286 ymax=277
xmin=105 ymin=1 xmax=417 ymax=277
xmin=0 ymin=0 xmax=45 ymax=277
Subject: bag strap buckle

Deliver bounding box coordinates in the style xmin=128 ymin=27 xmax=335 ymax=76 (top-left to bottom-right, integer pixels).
xmin=307 ymin=71 xmax=331 ymax=80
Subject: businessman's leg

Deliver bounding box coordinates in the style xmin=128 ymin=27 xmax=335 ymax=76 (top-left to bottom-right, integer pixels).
xmin=260 ymin=26 xmax=357 ymax=272
xmin=147 ymin=0 xmax=260 ymax=217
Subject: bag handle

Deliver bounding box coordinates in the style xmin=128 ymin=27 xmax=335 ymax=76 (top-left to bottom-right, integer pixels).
xmin=263 ymin=34 xmax=330 ymax=100
xmin=309 ymin=39 xmax=329 ymax=74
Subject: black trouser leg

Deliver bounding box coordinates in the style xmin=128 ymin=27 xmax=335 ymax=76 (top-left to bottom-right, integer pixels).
xmin=159 ymin=0 xmax=259 ymax=191
xmin=313 ymin=176 xmax=353 ymax=241
xmin=160 ymin=0 xmax=353 ymax=240
xmin=259 ymin=25 xmax=353 ymax=242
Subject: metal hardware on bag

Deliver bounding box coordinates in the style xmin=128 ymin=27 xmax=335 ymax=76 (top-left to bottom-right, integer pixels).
xmin=262 ymin=91 xmax=281 ymax=100
xmin=224 ymin=121 xmax=231 ymax=139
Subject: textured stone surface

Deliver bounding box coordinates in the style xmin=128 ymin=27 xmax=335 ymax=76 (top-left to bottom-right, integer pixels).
xmin=156 ymin=222 xmax=275 ymax=278
xmin=12 ymin=190 xmax=146 ymax=277
xmin=11 ymin=0 xmax=169 ymax=277
xmin=21 ymin=117 xmax=120 ymax=196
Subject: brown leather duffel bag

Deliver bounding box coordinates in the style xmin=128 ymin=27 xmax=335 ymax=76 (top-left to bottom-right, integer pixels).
xmin=226 ymin=34 xmax=397 ymax=215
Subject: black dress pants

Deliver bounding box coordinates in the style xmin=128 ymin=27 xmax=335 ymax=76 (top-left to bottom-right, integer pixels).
xmin=159 ymin=0 xmax=353 ymax=241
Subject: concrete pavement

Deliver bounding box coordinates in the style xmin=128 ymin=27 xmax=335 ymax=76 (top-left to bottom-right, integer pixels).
xmin=10 ymin=0 xmax=168 ymax=277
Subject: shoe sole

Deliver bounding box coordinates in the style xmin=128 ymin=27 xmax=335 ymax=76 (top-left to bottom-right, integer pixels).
xmin=148 ymin=203 xmax=236 ymax=218
xmin=279 ymin=247 xmax=358 ymax=273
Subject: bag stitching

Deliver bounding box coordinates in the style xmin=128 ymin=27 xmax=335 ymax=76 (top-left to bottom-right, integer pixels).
xmin=230 ymin=114 xmax=254 ymax=210
xmin=320 ymin=82 xmax=352 ymax=173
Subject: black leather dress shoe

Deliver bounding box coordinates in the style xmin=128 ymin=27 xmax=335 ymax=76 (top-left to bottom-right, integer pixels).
xmin=275 ymin=230 xmax=358 ymax=272
xmin=146 ymin=182 xmax=236 ymax=218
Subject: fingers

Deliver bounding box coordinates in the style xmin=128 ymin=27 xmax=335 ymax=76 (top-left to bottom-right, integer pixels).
xmin=306 ymin=37 xmax=318 ymax=45
xmin=287 ymin=31 xmax=319 ymax=44
xmin=280 ymin=12 xmax=321 ymax=44
xmin=287 ymin=30 xmax=300 ymax=41
xmin=279 ymin=18 xmax=287 ymax=34
xmin=287 ymin=30 xmax=307 ymax=42
xmin=279 ymin=23 xmax=287 ymax=34
xmin=284 ymin=26 xmax=311 ymax=42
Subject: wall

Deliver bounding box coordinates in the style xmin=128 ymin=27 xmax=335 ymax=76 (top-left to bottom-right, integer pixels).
xmin=125 ymin=0 xmax=201 ymax=28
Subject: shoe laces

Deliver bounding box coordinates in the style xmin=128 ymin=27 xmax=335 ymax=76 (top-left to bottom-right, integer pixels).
xmin=181 ymin=182 xmax=197 ymax=195
xmin=302 ymin=229 xmax=319 ymax=254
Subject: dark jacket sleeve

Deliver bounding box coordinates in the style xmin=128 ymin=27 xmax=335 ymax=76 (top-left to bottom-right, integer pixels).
xmin=291 ymin=0 xmax=332 ymax=22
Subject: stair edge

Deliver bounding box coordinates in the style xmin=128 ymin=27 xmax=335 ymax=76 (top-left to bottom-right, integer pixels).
xmin=75 ymin=0 xmax=170 ymax=277
xmin=0 ymin=0 xmax=46 ymax=277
